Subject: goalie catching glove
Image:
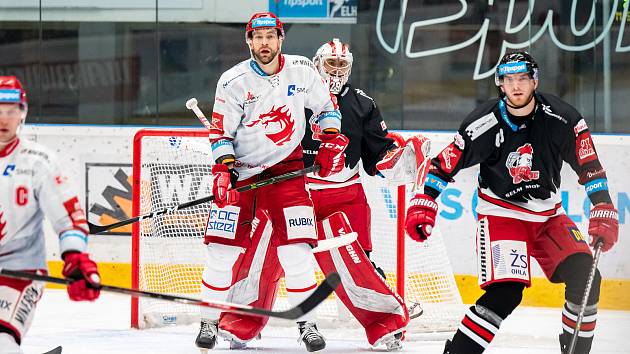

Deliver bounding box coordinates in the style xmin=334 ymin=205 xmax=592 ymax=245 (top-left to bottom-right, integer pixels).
xmin=212 ymin=164 xmax=240 ymax=208
xmin=405 ymin=194 xmax=438 ymax=242
xmin=62 ymin=252 xmax=101 ymax=301
xmin=314 ymin=133 xmax=349 ymax=177
xmin=588 ymin=203 xmax=618 ymax=252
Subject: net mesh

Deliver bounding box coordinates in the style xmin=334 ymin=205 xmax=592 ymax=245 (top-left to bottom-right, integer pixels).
xmin=133 ymin=129 xmax=464 ymax=332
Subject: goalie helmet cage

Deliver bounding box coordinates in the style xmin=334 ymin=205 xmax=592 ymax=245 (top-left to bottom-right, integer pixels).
xmin=131 ymin=128 xmax=464 ymax=334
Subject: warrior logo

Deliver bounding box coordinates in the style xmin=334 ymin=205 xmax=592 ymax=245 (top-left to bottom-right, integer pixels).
xmin=506 ymin=143 xmax=539 ymax=184
xmin=246 ymin=105 xmax=295 ymax=146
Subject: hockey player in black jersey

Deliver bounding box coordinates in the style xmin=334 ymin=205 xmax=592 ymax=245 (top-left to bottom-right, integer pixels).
xmin=405 ymin=52 xmax=619 ymax=354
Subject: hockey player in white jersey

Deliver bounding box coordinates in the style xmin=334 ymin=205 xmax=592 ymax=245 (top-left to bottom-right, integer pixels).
xmin=195 ymin=12 xmax=348 ymax=352
xmin=0 ymin=76 xmax=101 ymax=354
xmin=217 ymin=38 xmax=433 ymax=351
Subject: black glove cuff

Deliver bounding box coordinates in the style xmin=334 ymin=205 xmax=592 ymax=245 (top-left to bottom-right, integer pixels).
xmin=229 ymin=168 xmax=239 ymax=188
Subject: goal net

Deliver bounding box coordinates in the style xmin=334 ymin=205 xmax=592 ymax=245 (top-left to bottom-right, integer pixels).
xmin=131 ymin=128 xmax=464 ymax=333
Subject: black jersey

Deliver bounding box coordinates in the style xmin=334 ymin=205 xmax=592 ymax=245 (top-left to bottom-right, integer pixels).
xmin=425 ymin=92 xmax=611 ymax=220
xmin=302 ymin=84 xmax=395 ymax=188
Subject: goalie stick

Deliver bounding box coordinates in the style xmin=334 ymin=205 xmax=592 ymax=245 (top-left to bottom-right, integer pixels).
xmin=87 ymin=165 xmax=320 ymax=234
xmin=567 ymin=239 xmax=604 ymax=354
xmin=0 ymin=269 xmax=340 ymax=320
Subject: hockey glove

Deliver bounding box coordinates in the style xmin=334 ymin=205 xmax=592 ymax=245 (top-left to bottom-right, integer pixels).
xmin=314 ymin=133 xmax=349 ymax=177
xmin=405 ymin=194 xmax=438 ymax=242
xmin=62 ymin=252 xmax=101 ymax=301
xmin=588 ymin=203 xmax=618 ymax=252
xmin=212 ymin=164 xmax=239 ymax=208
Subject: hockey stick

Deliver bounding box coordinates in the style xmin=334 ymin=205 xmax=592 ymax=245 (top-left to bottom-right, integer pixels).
xmin=42 ymin=346 xmax=62 ymax=354
xmin=185 ymin=98 xmax=211 ymax=129
xmin=312 ymin=232 xmax=357 ymax=253
xmin=87 ymin=165 xmax=320 ymax=234
xmin=566 ymin=239 xmax=604 ymax=354
xmin=0 ymin=268 xmax=340 ymax=320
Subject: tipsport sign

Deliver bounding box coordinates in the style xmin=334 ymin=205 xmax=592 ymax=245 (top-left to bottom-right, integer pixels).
xmin=269 ymin=0 xmax=357 ymax=22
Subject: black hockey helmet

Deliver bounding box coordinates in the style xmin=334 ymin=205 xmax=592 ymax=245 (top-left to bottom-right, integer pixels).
xmin=494 ymin=51 xmax=539 ymax=87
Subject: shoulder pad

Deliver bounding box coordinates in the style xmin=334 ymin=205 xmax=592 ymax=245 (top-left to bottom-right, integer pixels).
xmin=218 ymin=62 xmax=249 ymax=89
xmin=536 ymin=92 xmax=581 ymax=127
xmin=463 ymin=112 xmax=499 ymax=141
xmin=354 ymin=88 xmax=374 ymax=103
xmin=20 ymin=141 xmax=53 ymax=163
xmin=287 ymin=55 xmax=317 ymax=70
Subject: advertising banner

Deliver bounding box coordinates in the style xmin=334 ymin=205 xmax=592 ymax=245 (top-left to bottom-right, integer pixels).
xmin=269 ymin=0 xmax=357 ymax=23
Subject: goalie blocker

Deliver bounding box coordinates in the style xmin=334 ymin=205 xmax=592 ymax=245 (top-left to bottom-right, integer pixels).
xmin=219 ymin=211 xmax=408 ymax=347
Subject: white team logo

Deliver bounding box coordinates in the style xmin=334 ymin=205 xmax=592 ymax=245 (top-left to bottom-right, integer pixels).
xmin=505 ymin=143 xmax=539 ymax=184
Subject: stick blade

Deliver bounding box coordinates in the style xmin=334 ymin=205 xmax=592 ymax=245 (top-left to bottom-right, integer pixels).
xmin=274 ymin=271 xmax=341 ymax=320
xmin=87 ymin=221 xmax=108 ymax=235
xmin=42 ymin=346 xmax=62 ymax=354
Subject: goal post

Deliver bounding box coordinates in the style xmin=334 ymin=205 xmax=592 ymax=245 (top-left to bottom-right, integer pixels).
xmin=130 ymin=128 xmax=463 ymax=332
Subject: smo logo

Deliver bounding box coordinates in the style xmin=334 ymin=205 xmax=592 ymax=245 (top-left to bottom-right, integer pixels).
xmin=207 ymin=209 xmax=238 ymax=233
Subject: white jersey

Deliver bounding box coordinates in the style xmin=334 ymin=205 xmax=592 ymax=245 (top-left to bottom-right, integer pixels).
xmin=209 ymin=54 xmax=341 ymax=180
xmin=0 ymin=138 xmax=88 ymax=271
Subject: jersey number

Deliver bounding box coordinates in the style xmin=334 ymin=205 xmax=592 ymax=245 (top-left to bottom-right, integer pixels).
xmin=16 ymin=186 xmax=28 ymax=206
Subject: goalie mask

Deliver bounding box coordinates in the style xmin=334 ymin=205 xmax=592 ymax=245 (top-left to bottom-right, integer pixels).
xmin=313 ymin=38 xmax=353 ymax=94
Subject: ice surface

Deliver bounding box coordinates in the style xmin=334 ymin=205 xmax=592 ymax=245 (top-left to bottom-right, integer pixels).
xmin=22 ymin=290 xmax=630 ymax=354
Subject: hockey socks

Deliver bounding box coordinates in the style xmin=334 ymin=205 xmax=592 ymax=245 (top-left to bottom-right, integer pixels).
xmin=559 ymin=301 xmax=597 ymax=354
xmin=447 ymin=305 xmax=502 ymax=354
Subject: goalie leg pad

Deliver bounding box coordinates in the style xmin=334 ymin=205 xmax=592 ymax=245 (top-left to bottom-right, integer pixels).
xmin=313 ymin=212 xmax=409 ymax=346
xmin=0 ymin=272 xmax=45 ymax=344
xmin=200 ymin=243 xmax=243 ymax=320
xmin=219 ymin=211 xmax=283 ymax=342
xmin=277 ymin=243 xmax=319 ymax=323
xmin=0 ymin=332 xmax=22 ymax=354
xmin=311 ymin=183 xmax=372 ymax=251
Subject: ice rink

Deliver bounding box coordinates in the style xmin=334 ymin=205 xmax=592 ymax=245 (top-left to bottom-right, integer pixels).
xmin=20 ymin=290 xmax=630 ymax=354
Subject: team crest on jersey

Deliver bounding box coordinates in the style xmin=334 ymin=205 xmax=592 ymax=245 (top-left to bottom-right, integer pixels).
xmin=246 ymin=105 xmax=295 ymax=146
xmin=505 ymin=143 xmax=539 ymax=184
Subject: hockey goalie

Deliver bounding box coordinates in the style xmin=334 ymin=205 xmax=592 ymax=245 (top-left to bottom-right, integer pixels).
xmin=216 ymin=37 xmax=432 ymax=352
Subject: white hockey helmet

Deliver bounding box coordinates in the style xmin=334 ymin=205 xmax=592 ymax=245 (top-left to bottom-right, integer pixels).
xmin=313 ymin=38 xmax=353 ymax=94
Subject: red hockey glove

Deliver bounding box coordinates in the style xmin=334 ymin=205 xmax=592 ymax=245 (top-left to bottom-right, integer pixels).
xmin=211 ymin=164 xmax=239 ymax=208
xmin=62 ymin=252 xmax=101 ymax=301
xmin=588 ymin=203 xmax=618 ymax=252
xmin=315 ymin=133 xmax=349 ymax=177
xmin=405 ymin=194 xmax=438 ymax=242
